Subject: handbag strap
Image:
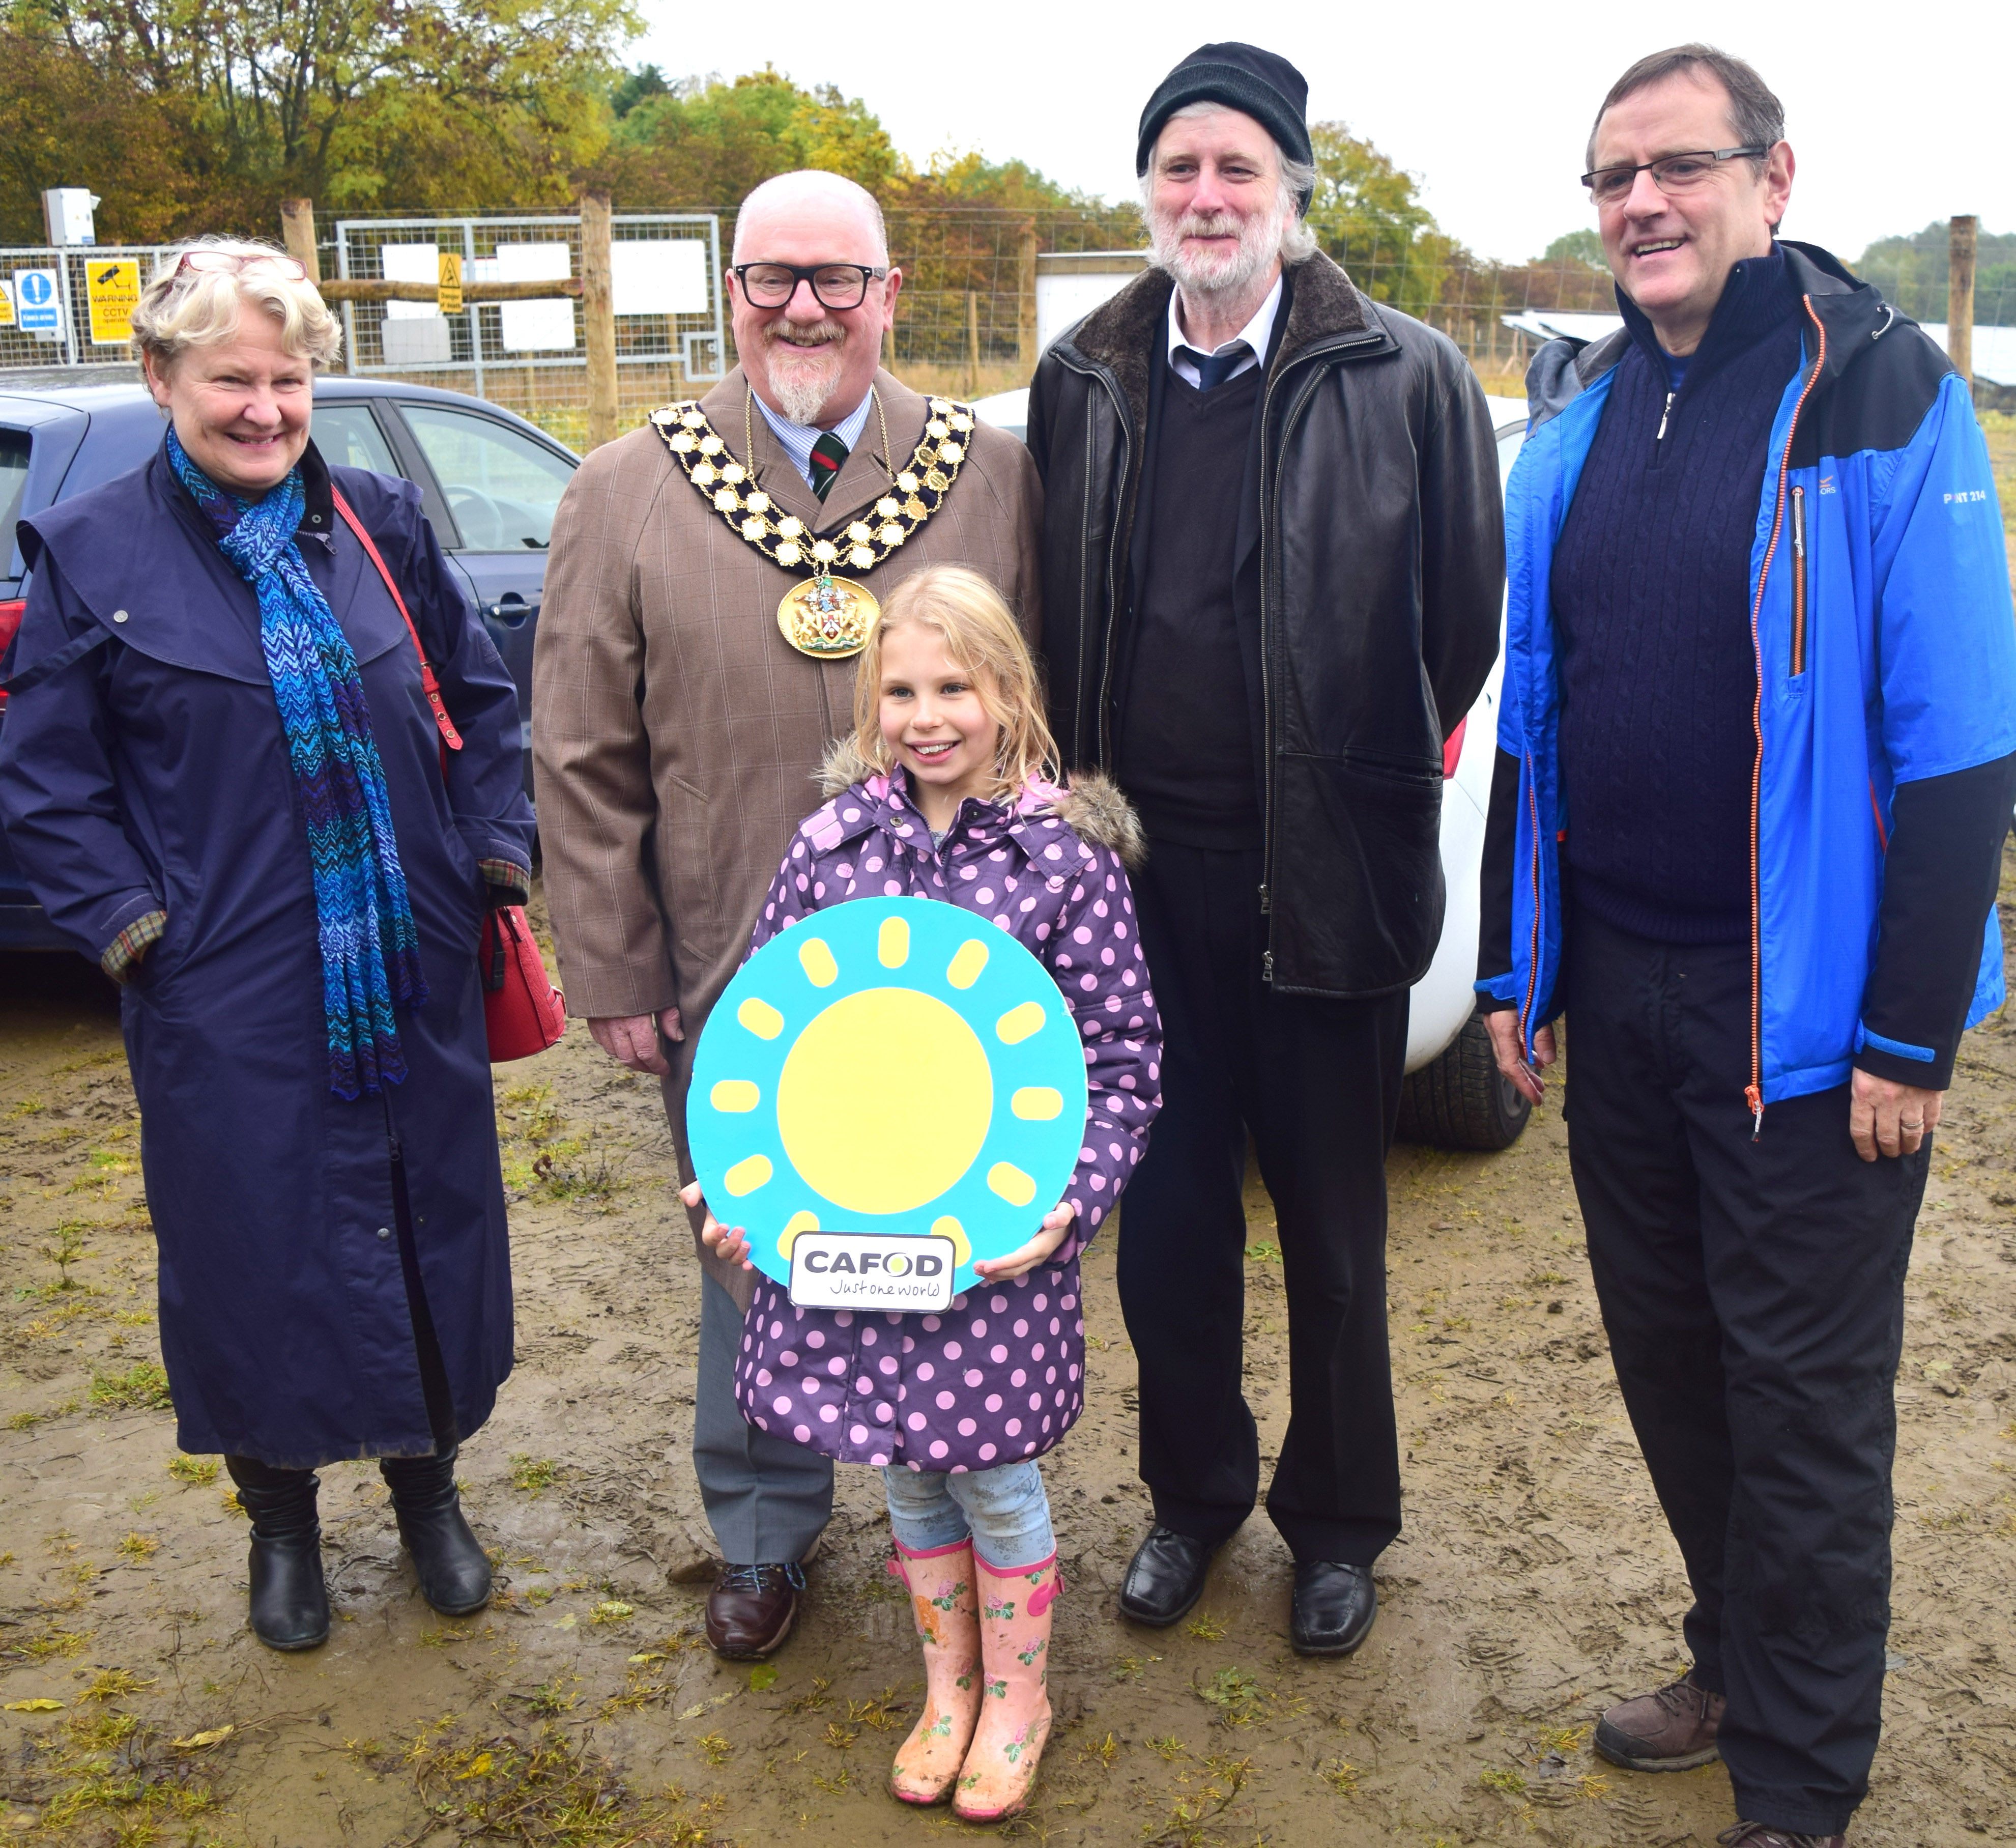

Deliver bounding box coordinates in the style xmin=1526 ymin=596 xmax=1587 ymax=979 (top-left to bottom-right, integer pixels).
xmin=331 ymin=486 xmax=464 ymax=755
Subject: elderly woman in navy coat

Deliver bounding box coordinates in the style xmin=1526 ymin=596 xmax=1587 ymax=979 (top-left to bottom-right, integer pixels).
xmin=0 ymin=239 xmax=534 ymax=1651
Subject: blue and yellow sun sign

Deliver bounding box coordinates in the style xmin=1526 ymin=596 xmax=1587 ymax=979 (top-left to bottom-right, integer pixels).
xmin=688 ymin=897 xmax=1088 ymax=1296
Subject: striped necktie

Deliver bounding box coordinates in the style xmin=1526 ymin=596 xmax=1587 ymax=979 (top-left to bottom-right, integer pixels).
xmin=810 ymin=431 xmax=849 ymax=501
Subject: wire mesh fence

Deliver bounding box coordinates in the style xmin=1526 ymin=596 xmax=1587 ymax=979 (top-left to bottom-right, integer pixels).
xmin=6 ymin=210 xmax=2013 ymax=443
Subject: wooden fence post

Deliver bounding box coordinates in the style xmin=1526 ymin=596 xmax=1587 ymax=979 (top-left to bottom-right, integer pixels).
xmin=580 ymin=190 xmax=617 ymax=451
xmin=280 ymin=200 xmax=320 ymax=282
xmin=1948 ymin=215 xmax=1976 ymax=389
xmin=1017 ymin=220 xmax=1039 ymax=373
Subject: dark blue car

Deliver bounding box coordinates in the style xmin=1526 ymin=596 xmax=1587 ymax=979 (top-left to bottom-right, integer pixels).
xmin=0 ymin=377 xmax=578 ymax=950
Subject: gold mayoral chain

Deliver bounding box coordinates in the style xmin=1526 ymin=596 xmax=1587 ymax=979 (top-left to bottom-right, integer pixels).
xmin=649 ymin=389 xmax=976 ymax=659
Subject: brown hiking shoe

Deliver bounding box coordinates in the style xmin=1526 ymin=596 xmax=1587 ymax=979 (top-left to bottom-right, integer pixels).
xmin=1593 ymin=1672 xmax=1725 ymax=1771
xmin=1717 ymin=1825 xmax=1846 ymax=1847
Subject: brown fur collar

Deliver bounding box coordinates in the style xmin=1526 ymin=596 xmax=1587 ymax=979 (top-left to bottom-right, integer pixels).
xmin=1061 ymin=250 xmax=1378 ymax=437
xmin=815 ymin=736 xmax=1147 ymax=869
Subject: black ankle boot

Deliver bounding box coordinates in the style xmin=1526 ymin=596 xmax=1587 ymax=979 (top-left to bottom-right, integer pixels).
xmin=380 ymin=1446 xmax=492 ymax=1615
xmin=224 ymin=1456 xmax=330 ymax=1651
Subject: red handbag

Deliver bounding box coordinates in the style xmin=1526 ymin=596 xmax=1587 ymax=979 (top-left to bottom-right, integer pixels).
xmin=332 ymin=488 xmax=565 ymax=1063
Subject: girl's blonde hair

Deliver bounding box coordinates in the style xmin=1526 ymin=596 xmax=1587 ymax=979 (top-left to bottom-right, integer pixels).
xmin=853 ymin=565 xmax=1059 ymax=803
xmin=131 ymin=236 xmax=343 ymax=374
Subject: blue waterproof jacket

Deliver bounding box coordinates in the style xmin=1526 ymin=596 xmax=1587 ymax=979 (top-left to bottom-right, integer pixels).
xmin=1481 ymin=242 xmax=2016 ymax=1113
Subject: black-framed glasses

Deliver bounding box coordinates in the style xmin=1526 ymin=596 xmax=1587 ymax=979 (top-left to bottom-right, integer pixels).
xmin=732 ymin=262 xmax=889 ymax=310
xmin=1581 ymin=146 xmax=1770 ymax=206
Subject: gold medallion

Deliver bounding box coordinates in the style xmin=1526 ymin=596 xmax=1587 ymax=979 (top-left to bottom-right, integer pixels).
xmin=777 ymin=574 xmax=881 ymax=658
xmin=650 ymin=394 xmax=976 ymax=664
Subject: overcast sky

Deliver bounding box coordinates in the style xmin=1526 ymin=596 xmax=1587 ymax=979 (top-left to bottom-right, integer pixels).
xmin=632 ymin=3 xmax=2012 ymax=265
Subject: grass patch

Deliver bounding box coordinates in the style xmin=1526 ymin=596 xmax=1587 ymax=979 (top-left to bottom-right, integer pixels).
xmin=510 ymin=1454 xmax=563 ymax=1496
xmin=407 ymin=1720 xmax=723 ymax=1843
xmin=117 ymin=1531 xmax=160 ymax=1561
xmin=168 ymin=1455 xmax=219 ymax=1486
xmin=89 ymin=1361 xmax=171 ymax=1412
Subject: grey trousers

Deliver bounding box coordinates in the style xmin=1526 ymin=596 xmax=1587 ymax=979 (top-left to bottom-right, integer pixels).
xmin=693 ymin=1270 xmax=833 ymax=1565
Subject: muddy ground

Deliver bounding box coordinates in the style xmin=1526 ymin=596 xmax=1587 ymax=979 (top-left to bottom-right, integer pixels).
xmin=4 ymin=873 xmax=2014 ymax=1848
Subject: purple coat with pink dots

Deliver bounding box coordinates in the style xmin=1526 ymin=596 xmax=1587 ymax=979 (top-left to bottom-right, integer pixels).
xmin=730 ymin=742 xmax=1162 ymax=1473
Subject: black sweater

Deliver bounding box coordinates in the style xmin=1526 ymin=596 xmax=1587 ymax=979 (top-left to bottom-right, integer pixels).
xmin=1550 ymin=249 xmax=1801 ymax=942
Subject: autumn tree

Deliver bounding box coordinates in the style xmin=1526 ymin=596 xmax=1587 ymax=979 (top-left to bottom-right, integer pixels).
xmin=1303 ymin=121 xmax=1458 ymax=316
xmin=0 ymin=0 xmax=638 ymax=240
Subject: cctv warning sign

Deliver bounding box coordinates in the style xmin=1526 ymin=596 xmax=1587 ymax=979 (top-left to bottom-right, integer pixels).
xmin=85 ymin=259 xmax=141 ymax=346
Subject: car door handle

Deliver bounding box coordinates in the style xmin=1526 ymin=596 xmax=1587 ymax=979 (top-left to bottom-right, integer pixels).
xmin=482 ymin=595 xmax=539 ymax=629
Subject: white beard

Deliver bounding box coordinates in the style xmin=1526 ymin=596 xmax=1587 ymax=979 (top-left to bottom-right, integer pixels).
xmin=760 ymin=323 xmax=848 ymax=426
xmin=1149 ymin=204 xmax=1283 ymax=302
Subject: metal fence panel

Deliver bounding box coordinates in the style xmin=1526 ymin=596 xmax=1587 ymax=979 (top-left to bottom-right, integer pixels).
xmin=0 ymin=245 xmax=177 ymax=371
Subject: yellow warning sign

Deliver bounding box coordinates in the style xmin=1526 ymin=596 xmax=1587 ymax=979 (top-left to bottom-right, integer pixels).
xmin=437 ymin=252 xmax=463 ymax=316
xmin=86 ymin=259 xmax=141 ymax=346
xmin=0 ymin=280 xmax=14 ymax=329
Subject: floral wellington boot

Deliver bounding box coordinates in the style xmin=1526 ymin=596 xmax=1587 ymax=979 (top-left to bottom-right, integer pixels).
xmin=886 ymin=1537 xmax=982 ymax=1805
xmin=953 ymin=1550 xmax=1061 ymax=1823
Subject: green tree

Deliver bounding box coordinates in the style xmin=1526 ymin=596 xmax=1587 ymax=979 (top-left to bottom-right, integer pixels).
xmin=1543 ymin=229 xmax=1608 ymax=270
xmin=591 ymin=66 xmax=898 ymax=205
xmin=0 ymin=0 xmax=638 ymax=239
xmin=1855 ymin=220 xmax=2016 ymax=326
xmin=1302 ymin=121 xmax=1457 ymax=316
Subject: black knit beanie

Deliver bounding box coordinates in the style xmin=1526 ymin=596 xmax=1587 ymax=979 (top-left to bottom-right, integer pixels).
xmin=1136 ymin=43 xmax=1314 ymax=211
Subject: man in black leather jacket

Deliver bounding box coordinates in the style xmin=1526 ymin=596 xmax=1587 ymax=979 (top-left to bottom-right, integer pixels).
xmin=1026 ymin=42 xmax=1503 ymax=1656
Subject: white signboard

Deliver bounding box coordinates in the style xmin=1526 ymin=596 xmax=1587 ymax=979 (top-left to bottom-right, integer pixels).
xmin=380 ymin=243 xmax=440 ymax=321
xmin=612 ymin=239 xmax=708 ymax=317
xmin=13 ymin=269 xmax=62 ymax=337
xmin=494 ymin=243 xmax=574 ymax=353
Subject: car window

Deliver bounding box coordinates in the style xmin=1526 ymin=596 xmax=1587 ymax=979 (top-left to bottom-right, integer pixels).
xmin=312 ymin=403 xmax=401 ymax=477
xmin=399 ymin=404 xmax=573 ymax=551
xmin=1 ymin=428 xmax=32 ymax=583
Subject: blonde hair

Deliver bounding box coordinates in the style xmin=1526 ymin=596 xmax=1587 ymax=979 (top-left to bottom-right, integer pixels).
xmin=131 ymin=236 xmax=343 ymax=374
xmin=853 ymin=566 xmax=1058 ymax=803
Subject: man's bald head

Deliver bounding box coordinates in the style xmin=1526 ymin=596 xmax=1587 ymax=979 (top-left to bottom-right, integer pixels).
xmin=733 ymin=169 xmax=888 ymax=266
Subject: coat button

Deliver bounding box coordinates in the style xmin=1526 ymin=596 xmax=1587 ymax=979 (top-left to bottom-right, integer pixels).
xmin=112 ymin=610 xmax=129 ymax=623
xmin=377 ymin=1226 xmax=392 ymax=1241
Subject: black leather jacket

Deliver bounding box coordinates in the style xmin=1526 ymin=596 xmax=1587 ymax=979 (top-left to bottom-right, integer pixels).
xmin=1027 ymin=252 xmax=1505 ymax=998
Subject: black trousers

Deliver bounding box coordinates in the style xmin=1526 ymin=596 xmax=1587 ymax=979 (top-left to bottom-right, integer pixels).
xmin=1117 ymin=841 xmax=1407 ymax=1565
xmin=1563 ymin=906 xmax=1928 ymax=1836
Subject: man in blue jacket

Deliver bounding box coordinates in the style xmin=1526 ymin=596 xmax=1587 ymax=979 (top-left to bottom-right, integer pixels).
xmin=1479 ymin=44 xmax=2016 ymax=1848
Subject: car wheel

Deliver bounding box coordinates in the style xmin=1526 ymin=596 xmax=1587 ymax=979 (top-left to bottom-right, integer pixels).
xmin=1395 ymin=1012 xmax=1533 ymax=1151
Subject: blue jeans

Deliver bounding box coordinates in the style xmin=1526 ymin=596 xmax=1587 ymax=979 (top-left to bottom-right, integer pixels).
xmin=882 ymin=1459 xmax=1054 ymax=1570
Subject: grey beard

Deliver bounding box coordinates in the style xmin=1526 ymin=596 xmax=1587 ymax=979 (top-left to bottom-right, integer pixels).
xmin=761 ymin=328 xmax=847 ymax=426
xmin=1149 ymin=207 xmax=1279 ymax=302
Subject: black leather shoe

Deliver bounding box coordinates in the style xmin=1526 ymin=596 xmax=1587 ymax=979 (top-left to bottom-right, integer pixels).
xmin=1118 ymin=1526 xmax=1217 ymax=1627
xmin=381 ymin=1447 xmax=493 ymax=1616
xmin=1290 ymin=1561 xmax=1376 ymax=1657
xmin=225 ymin=1456 xmax=330 ymax=1652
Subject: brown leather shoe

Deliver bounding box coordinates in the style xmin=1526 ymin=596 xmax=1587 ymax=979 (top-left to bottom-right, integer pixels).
xmin=1594 ymin=1672 xmax=1726 ymax=1771
xmin=1717 ymin=1825 xmax=1846 ymax=1847
xmin=704 ymin=1561 xmax=805 ymax=1660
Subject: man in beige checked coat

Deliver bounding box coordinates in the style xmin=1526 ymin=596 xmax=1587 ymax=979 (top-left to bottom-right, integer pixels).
xmin=533 ymin=169 xmax=1041 ymax=1661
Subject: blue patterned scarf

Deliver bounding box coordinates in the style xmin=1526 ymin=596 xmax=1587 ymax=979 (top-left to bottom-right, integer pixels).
xmin=167 ymin=429 xmax=426 ymax=1098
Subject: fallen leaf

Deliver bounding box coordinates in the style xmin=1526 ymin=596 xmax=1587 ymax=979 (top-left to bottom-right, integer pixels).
xmin=679 ymin=1690 xmax=738 ymax=1720
xmin=549 ymin=1614 xmax=577 ymax=1631
xmin=171 ymin=1726 xmax=233 ymax=1750
xmin=748 ymin=1663 xmax=777 ymax=1692
xmin=456 ymin=1751 xmax=495 ymax=1780
xmin=3 ymin=1699 xmax=64 ymax=1713
xmin=627 ymin=1652 xmax=666 ymax=1666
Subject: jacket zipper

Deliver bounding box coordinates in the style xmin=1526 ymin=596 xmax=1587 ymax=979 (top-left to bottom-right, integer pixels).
xmin=1085 ymin=372 xmax=1134 ymax=767
xmin=1518 ymin=756 xmax=1542 ymax=1057
xmin=1656 ymin=390 xmax=1676 ymax=442
xmin=1789 ymin=487 xmax=1808 ymax=675
xmin=1255 ymin=333 xmax=1382 ymax=983
xmin=1742 ymin=296 xmax=1827 ymax=1136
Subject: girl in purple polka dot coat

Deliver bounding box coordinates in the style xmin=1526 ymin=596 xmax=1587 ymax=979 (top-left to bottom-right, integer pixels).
xmin=683 ymin=566 xmax=1161 ymax=1823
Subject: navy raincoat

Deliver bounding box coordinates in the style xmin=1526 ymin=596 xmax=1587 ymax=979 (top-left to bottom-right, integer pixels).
xmin=0 ymin=441 xmax=533 ymax=1467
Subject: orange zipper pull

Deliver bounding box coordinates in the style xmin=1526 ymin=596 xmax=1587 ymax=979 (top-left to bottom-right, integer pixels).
xmin=1744 ymin=1082 xmax=1764 ymax=1141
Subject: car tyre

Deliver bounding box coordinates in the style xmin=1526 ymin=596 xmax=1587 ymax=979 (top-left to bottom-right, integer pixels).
xmin=1395 ymin=1012 xmax=1532 ymax=1151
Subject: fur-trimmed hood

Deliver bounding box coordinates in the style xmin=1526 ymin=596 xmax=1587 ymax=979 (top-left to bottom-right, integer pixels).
xmin=814 ymin=735 xmax=1146 ymax=869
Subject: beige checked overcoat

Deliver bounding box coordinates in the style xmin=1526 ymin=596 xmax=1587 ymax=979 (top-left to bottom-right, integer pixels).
xmin=532 ymin=368 xmax=1041 ymax=1285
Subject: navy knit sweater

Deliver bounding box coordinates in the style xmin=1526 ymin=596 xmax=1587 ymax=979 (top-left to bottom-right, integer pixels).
xmin=1551 ymin=248 xmax=1802 ymax=943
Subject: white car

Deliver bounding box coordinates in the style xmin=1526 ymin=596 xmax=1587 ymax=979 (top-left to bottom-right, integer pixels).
xmin=973 ymin=387 xmax=1531 ymax=1151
